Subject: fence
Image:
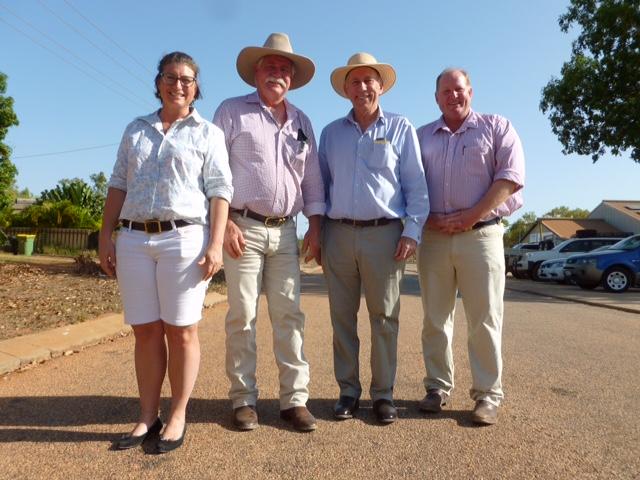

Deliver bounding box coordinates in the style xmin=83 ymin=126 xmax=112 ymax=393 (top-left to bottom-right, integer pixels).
xmin=4 ymin=227 xmax=97 ymax=252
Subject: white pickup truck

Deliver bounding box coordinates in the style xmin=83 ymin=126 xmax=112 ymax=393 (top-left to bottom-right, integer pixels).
xmin=515 ymin=237 xmax=621 ymax=280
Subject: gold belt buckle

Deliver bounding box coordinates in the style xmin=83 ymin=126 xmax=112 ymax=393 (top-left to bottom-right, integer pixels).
xmin=144 ymin=219 xmax=162 ymax=233
xmin=264 ymin=216 xmax=286 ymax=227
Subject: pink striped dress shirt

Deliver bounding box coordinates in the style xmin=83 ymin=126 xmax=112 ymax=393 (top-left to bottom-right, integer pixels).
xmin=417 ymin=110 xmax=525 ymax=220
xmin=213 ymin=92 xmax=325 ymax=218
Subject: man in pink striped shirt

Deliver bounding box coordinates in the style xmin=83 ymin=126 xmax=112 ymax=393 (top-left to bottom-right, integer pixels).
xmin=213 ymin=33 xmax=325 ymax=432
xmin=416 ymin=68 xmax=525 ymax=425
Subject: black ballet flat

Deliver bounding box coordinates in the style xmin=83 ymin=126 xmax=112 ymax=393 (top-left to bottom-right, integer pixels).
xmin=115 ymin=418 xmax=162 ymax=450
xmin=156 ymin=425 xmax=187 ymax=454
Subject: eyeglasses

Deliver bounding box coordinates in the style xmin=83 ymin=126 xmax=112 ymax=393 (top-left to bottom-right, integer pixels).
xmin=160 ymin=73 xmax=196 ymax=87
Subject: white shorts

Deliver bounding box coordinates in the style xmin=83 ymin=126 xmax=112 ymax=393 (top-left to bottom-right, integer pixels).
xmin=115 ymin=224 xmax=210 ymax=326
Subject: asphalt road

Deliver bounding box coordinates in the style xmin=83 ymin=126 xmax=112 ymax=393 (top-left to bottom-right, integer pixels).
xmin=1 ymin=269 xmax=639 ymax=479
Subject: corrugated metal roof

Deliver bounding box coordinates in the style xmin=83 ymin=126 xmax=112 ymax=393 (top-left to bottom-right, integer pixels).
xmin=601 ymin=200 xmax=640 ymax=220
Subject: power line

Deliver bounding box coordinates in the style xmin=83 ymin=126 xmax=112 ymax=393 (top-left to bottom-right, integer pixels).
xmin=0 ymin=3 xmax=154 ymax=110
xmin=37 ymin=0 xmax=149 ymax=88
xmin=13 ymin=143 xmax=119 ymax=159
xmin=0 ymin=15 xmax=150 ymax=110
xmin=62 ymin=0 xmax=153 ymax=75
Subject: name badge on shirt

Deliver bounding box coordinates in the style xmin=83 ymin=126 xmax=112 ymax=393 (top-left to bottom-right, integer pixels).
xmin=374 ymin=137 xmax=389 ymax=144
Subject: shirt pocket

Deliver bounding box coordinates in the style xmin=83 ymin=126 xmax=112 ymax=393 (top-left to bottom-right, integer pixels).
xmin=284 ymin=135 xmax=307 ymax=174
xmin=366 ymin=141 xmax=397 ymax=170
xmin=462 ymin=142 xmax=491 ymax=176
xmin=131 ymin=136 xmax=156 ymax=168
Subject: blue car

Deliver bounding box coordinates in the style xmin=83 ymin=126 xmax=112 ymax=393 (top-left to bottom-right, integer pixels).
xmin=563 ymin=234 xmax=640 ymax=293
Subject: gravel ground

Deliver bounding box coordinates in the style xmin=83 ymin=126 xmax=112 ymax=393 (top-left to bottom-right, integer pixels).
xmin=1 ymin=271 xmax=638 ymax=479
xmin=0 ymin=261 xmax=121 ymax=340
xmin=0 ymin=255 xmax=225 ymax=341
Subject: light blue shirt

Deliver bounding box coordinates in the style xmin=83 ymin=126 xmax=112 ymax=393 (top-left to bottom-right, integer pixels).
xmin=109 ymin=108 xmax=233 ymax=225
xmin=319 ymin=109 xmax=429 ymax=242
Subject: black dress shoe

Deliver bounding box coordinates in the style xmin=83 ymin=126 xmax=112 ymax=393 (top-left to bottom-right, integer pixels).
xmin=372 ymin=399 xmax=397 ymax=424
xmin=334 ymin=395 xmax=359 ymax=420
xmin=115 ymin=418 xmax=162 ymax=450
xmin=156 ymin=425 xmax=187 ymax=454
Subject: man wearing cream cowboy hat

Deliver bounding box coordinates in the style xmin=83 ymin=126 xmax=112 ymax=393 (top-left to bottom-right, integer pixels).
xmin=213 ymin=33 xmax=325 ymax=432
xmin=318 ymin=53 xmax=429 ymax=423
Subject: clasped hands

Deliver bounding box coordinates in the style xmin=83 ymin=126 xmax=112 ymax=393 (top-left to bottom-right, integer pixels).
xmin=426 ymin=210 xmax=479 ymax=235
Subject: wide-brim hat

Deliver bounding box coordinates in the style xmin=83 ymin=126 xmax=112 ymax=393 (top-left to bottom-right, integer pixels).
xmin=236 ymin=32 xmax=315 ymax=90
xmin=330 ymin=52 xmax=396 ymax=98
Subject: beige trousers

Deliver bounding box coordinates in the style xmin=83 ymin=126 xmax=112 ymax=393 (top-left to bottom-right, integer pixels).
xmin=417 ymin=223 xmax=505 ymax=406
xmin=322 ymin=219 xmax=405 ymax=402
xmin=223 ymin=214 xmax=309 ymax=410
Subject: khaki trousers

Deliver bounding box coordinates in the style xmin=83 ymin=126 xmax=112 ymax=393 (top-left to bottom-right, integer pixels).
xmin=322 ymin=219 xmax=404 ymax=402
xmin=417 ymin=223 xmax=505 ymax=406
xmin=223 ymin=214 xmax=309 ymax=410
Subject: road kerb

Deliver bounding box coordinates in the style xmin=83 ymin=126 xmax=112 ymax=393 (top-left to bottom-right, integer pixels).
xmin=505 ymin=285 xmax=640 ymax=315
xmin=0 ymin=292 xmax=227 ymax=375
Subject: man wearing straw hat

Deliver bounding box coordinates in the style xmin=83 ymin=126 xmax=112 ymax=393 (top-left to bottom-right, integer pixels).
xmin=318 ymin=53 xmax=429 ymax=424
xmin=213 ymin=33 xmax=324 ymax=432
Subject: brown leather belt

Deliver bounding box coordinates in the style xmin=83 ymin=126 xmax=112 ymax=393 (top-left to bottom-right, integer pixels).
xmin=334 ymin=217 xmax=399 ymax=227
xmin=121 ymin=219 xmax=191 ymax=234
xmin=471 ymin=217 xmax=501 ymax=230
xmin=231 ymin=208 xmax=291 ymax=227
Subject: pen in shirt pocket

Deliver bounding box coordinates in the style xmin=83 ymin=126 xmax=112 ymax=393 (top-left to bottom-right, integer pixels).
xmin=297 ymin=128 xmax=308 ymax=144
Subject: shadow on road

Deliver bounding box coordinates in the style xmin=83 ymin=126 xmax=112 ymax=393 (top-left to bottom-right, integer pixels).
xmin=0 ymin=394 xmax=483 ymax=443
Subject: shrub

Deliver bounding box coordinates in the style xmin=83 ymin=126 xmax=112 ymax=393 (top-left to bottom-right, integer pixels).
xmin=11 ymin=200 xmax=100 ymax=229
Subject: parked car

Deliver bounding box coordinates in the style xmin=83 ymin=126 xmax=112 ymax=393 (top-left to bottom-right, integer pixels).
xmin=505 ymin=242 xmax=541 ymax=278
xmin=537 ymin=258 xmax=568 ymax=283
xmin=563 ymin=234 xmax=640 ymax=293
xmin=515 ymin=237 xmax=622 ymax=281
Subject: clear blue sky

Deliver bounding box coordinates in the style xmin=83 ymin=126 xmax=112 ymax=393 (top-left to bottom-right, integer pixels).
xmin=1 ymin=0 xmax=638 ymax=232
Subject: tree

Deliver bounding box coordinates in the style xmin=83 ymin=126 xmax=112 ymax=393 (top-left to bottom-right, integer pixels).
xmin=90 ymin=172 xmax=108 ymax=198
xmin=17 ymin=187 xmax=33 ymax=198
xmin=540 ymin=0 xmax=640 ymax=163
xmin=543 ymin=206 xmax=589 ymax=218
xmin=0 ymin=72 xmax=19 ymax=210
xmin=38 ymin=175 xmax=105 ymax=221
xmin=504 ymin=211 xmax=538 ymax=247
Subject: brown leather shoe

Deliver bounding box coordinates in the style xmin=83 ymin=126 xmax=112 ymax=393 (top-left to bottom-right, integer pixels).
xmin=233 ymin=405 xmax=258 ymax=431
xmin=418 ymin=389 xmax=449 ymax=413
xmin=471 ymin=400 xmax=498 ymax=425
xmin=280 ymin=406 xmax=317 ymax=432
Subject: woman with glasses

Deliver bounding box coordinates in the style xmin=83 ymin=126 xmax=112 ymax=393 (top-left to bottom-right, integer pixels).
xmin=99 ymin=52 xmax=232 ymax=453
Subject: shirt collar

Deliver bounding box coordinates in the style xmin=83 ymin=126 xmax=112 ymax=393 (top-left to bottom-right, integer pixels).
xmin=246 ymin=91 xmax=299 ymax=124
xmin=344 ymin=107 xmax=386 ymax=128
xmin=431 ymin=109 xmax=478 ymax=135
xmin=137 ymin=107 xmax=203 ymax=131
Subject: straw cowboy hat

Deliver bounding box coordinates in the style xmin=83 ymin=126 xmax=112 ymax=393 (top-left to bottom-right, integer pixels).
xmin=330 ymin=52 xmax=396 ymax=98
xmin=236 ymin=32 xmax=315 ymax=90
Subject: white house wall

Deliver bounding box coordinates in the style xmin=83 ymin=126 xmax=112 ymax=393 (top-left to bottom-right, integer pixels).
xmin=590 ymin=204 xmax=640 ymax=234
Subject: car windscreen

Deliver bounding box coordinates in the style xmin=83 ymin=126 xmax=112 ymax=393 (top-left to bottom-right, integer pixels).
xmin=613 ymin=236 xmax=640 ymax=251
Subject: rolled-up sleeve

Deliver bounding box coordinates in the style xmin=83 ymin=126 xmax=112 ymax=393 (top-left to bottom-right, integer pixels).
xmin=203 ymin=125 xmax=233 ymax=202
xmin=108 ymin=126 xmax=131 ymax=192
xmin=494 ymin=117 xmax=525 ymax=191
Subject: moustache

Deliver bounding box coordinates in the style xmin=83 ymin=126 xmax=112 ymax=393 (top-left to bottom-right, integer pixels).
xmin=266 ymin=76 xmax=287 ymax=88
